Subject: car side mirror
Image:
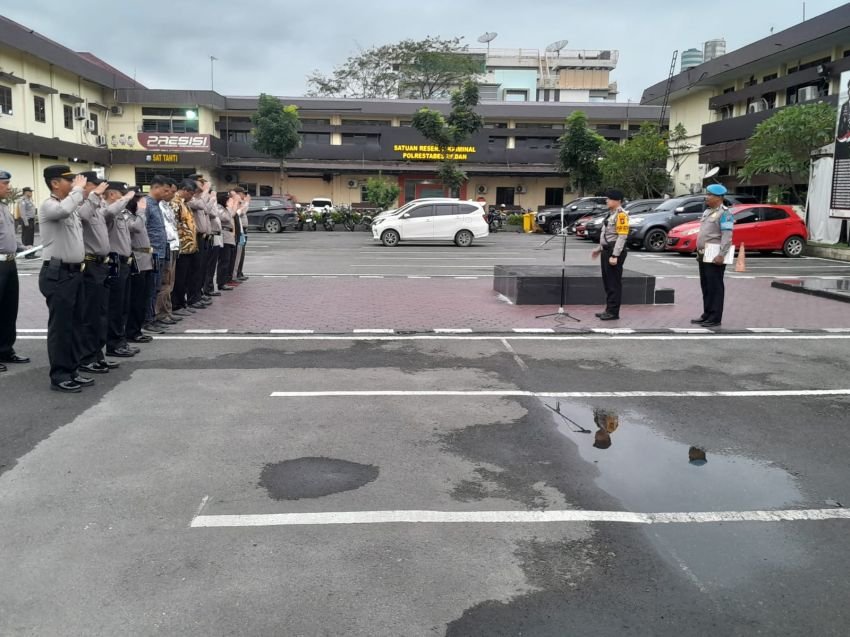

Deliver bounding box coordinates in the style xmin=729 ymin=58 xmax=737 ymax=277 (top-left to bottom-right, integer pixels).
xmin=262 ymin=207 xmax=268 ymax=211
xmin=674 ymin=206 xmax=685 ymax=213
xmin=571 ymin=205 xmax=579 ymax=211
xmin=402 ymin=213 xmax=411 ymax=218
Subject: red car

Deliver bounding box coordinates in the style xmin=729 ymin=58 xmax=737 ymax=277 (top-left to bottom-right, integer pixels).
xmin=665 ymin=204 xmax=807 ymax=257
xmin=572 ymin=214 xmax=595 ymax=238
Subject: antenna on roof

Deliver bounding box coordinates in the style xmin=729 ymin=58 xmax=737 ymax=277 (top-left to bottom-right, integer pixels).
xmin=545 ymin=39 xmax=569 ymax=55
xmin=477 ymin=32 xmax=498 ymax=54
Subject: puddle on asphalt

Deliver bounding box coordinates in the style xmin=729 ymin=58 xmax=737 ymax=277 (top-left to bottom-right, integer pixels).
xmin=259 ymin=457 xmax=379 ymax=500
xmin=544 ymin=401 xmax=802 ymax=512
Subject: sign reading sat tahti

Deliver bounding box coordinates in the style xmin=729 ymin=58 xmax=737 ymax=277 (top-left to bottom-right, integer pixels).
xmin=831 ymin=70 xmax=850 ymax=219
xmin=393 ymin=144 xmax=476 ymax=161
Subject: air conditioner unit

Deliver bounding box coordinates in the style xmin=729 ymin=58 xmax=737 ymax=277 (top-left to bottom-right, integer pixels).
xmin=797 ymin=86 xmax=819 ymax=103
xmin=95 ymin=135 xmax=107 ymax=147
xmin=747 ymin=99 xmax=768 ymax=114
xmin=223 ymin=172 xmax=239 ymax=183
xmin=85 ymin=119 xmax=96 ymax=133
xmin=73 ymin=105 xmax=88 ymax=120
xmin=347 ymin=179 xmax=359 ymax=189
xmin=476 ymin=184 xmax=488 ymax=195
xmin=515 ymin=185 xmax=528 ymax=194
xmin=109 ymin=105 xmax=124 ymax=116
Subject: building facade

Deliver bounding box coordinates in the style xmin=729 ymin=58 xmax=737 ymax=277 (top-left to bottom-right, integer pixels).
xmin=642 ymin=5 xmax=850 ymax=198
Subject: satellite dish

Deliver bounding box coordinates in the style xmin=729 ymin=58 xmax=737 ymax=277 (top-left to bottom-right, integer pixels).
xmin=545 ymin=39 xmax=569 ymax=54
xmin=477 ymin=32 xmax=498 ymax=44
xmin=704 ymin=166 xmax=720 ymax=179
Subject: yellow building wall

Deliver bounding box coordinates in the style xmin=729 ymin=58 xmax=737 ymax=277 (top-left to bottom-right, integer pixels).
xmin=667 ymin=89 xmax=714 ymax=195
xmin=0 ymin=152 xmax=96 ymax=203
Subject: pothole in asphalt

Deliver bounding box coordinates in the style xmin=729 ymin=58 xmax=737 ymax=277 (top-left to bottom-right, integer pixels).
xmin=545 ymin=401 xmax=801 ymax=511
xmin=259 ymin=457 xmax=379 ymax=500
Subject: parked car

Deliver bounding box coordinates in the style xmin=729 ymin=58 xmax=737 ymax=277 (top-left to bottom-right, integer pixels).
xmin=372 ymin=199 xmax=489 ymax=247
xmin=308 ymin=197 xmax=334 ymax=212
xmin=627 ymin=193 xmax=759 ymax=252
xmin=584 ymin=199 xmax=665 ymax=242
xmin=246 ymin=196 xmax=297 ymax=233
xmin=537 ymin=197 xmax=608 ymax=235
xmin=665 ymin=204 xmax=807 ymax=257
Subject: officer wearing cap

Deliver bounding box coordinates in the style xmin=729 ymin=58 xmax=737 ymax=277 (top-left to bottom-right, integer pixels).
xmin=591 ymin=189 xmax=630 ymax=320
xmin=18 ymin=186 xmax=38 ymax=255
xmin=102 ymin=181 xmax=137 ymax=359
xmin=39 ymin=165 xmax=95 ymax=392
xmin=692 ymin=183 xmax=734 ymax=327
xmin=0 ymin=169 xmax=31 ymax=372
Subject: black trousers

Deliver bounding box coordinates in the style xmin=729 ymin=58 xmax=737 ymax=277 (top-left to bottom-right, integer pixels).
xmin=188 ymin=235 xmax=209 ymax=304
xmin=172 ymin=251 xmax=198 ymax=309
xmin=236 ymin=241 xmax=246 ymax=277
xmin=127 ymin=270 xmax=151 ymax=339
xmin=698 ymin=260 xmax=726 ymax=323
xmin=205 ymin=244 xmax=221 ymax=293
xmin=39 ymin=264 xmax=84 ymax=384
xmin=107 ymin=262 xmax=131 ymax=351
xmin=600 ymin=247 xmax=627 ymax=316
xmin=218 ymin=244 xmax=235 ymax=288
xmin=0 ymin=260 xmax=20 ymax=357
xmin=80 ymin=262 xmax=110 ymax=365
xmin=21 ymin=221 xmax=35 ymax=247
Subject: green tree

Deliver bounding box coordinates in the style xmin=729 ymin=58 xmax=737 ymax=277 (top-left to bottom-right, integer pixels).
xmin=251 ymin=94 xmax=302 ymax=193
xmin=557 ymin=111 xmax=605 ymax=196
xmin=739 ymin=102 xmax=836 ymax=202
xmin=600 ymin=123 xmax=671 ymax=199
xmin=306 ymin=37 xmax=481 ymax=99
xmin=363 ymin=176 xmax=401 ymax=210
xmin=411 ymin=81 xmax=483 ymax=194
xmin=0 ymin=185 xmax=23 ymax=206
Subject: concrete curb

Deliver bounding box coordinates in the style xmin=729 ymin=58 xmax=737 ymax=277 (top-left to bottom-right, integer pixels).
xmin=806 ymin=245 xmax=850 ymax=261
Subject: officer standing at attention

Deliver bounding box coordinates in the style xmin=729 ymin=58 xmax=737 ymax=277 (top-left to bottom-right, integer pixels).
xmin=692 ymin=183 xmax=734 ymax=328
xmin=103 ymin=182 xmax=138 ymax=358
xmin=18 ymin=186 xmax=38 ymax=257
xmin=0 ymin=169 xmax=31 ymax=372
xmin=38 ymin=165 xmax=94 ymax=392
xmin=591 ymin=189 xmax=630 ymax=321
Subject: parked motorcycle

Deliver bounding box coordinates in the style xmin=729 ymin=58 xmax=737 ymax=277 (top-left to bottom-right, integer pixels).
xmin=487 ymin=209 xmax=504 ymax=233
xmin=305 ymin=211 xmax=317 ymax=231
xmin=322 ymin=208 xmax=335 ymax=231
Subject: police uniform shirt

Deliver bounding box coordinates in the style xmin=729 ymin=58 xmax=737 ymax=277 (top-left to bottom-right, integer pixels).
xmin=189 ymin=196 xmax=210 ymax=235
xmin=696 ymin=205 xmax=734 ymax=257
xmin=38 ymin=189 xmax=85 ymax=263
xmin=599 ymin=207 xmax=630 ymax=256
xmin=128 ymin=209 xmax=153 ymax=272
xmin=0 ymin=201 xmax=24 ymax=255
xmin=78 ymin=193 xmax=111 ymax=257
xmin=19 ymin=197 xmax=37 ymax=223
xmin=103 ymin=199 xmax=132 ymax=257
xmin=220 ymin=205 xmax=236 ymax=246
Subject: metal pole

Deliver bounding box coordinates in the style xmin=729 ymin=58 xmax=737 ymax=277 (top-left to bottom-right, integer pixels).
xmin=210 ymin=56 xmax=217 ymax=91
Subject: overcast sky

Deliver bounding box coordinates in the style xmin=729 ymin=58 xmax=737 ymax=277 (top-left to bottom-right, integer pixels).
xmin=3 ymin=0 xmax=847 ymax=102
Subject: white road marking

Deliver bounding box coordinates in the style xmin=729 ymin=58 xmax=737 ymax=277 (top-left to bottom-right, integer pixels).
xmin=311 ymin=275 xmax=338 ymax=279
xmin=434 ymin=329 xmax=473 ymax=333
xmin=500 ymin=338 xmax=529 ymax=371
xmin=747 ymin=328 xmax=793 ymax=333
xmin=358 ymin=251 xmax=527 ymax=255
xmin=670 ymin=328 xmax=712 ymax=334
xmin=270 ymin=329 xmax=315 ymax=334
xmin=454 ymin=276 xmax=479 ymax=279
xmin=352 ymin=329 xmax=395 ymax=334
xmin=16 ymin=328 xmax=47 ymax=333
xmin=407 ymin=276 xmax=431 ymax=279
xmin=591 ymin=328 xmax=636 ymax=334
xmin=359 ymin=275 xmax=384 ymax=278
xmin=184 ymin=329 xmax=229 ymax=334
xmin=191 ymin=507 xmax=850 ymax=528
xmin=513 ymin=328 xmax=555 ymax=333
xmin=360 ymin=257 xmax=537 ymax=261
xmin=351 ymin=265 xmax=491 ymax=269
xmin=270 ymin=389 xmax=850 ymax=398
xmin=824 ymin=328 xmax=850 ymax=333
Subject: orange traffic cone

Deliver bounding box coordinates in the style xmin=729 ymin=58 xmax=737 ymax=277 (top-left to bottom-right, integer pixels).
xmin=735 ymin=243 xmax=746 ymax=272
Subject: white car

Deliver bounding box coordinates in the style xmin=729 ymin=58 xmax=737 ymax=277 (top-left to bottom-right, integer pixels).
xmin=371 ymin=199 xmax=489 ymax=247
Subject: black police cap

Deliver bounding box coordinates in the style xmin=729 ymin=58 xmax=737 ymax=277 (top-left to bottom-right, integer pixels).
xmin=79 ymin=170 xmax=104 ymax=185
xmin=605 ymin=189 xmax=625 ymax=202
xmin=43 ymin=164 xmax=75 ymax=181
xmin=105 ymin=181 xmax=128 ymax=193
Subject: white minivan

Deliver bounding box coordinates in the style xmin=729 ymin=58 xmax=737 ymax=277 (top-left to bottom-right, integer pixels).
xmin=371 ymin=199 xmax=489 ymax=247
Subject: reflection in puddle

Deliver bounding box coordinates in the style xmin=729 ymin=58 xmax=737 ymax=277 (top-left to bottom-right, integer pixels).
xmin=544 ymin=401 xmax=801 ymax=512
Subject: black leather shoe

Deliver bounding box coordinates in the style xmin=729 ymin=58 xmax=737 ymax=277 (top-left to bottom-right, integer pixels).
xmin=79 ymin=362 xmax=109 ymax=374
xmin=129 ymin=334 xmax=153 ymax=343
xmin=220 ymin=285 xmax=234 ymax=291
xmin=690 ymin=317 xmax=708 ymax=324
xmin=158 ymin=317 xmax=178 ymax=326
xmin=72 ymin=375 xmax=95 ymax=387
xmin=208 ymin=291 xmax=221 ymax=297
xmin=237 ymin=275 xmax=248 ymax=281
xmin=51 ymin=380 xmax=82 ymax=393
xmin=109 ymin=347 xmax=136 ymax=357
xmin=598 ymin=313 xmax=620 ymax=321
xmin=0 ymin=353 xmax=30 ymax=364
xmin=594 ymin=312 xmax=606 ymax=318
xmin=142 ymin=323 xmax=165 ymax=334
xmin=102 ymin=360 xmax=120 ymax=369
xmin=189 ymin=302 xmax=207 ymax=310
xmin=700 ymin=321 xmax=721 ymax=327
xmin=0 ymin=363 xmax=6 ymax=372
xmin=127 ymin=346 xmax=141 ymax=354
xmin=173 ymin=309 xmax=192 ymax=317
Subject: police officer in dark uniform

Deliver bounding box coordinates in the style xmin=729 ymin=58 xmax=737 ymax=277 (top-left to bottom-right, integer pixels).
xmin=591 ymin=189 xmax=630 ymax=320
xmin=0 ymin=169 xmax=31 ymax=372
xmin=692 ymin=183 xmax=734 ymax=327
xmin=38 ymin=165 xmax=95 ymax=392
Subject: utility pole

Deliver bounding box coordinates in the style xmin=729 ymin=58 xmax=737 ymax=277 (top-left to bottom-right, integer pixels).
xmin=210 ymin=56 xmax=218 ymax=91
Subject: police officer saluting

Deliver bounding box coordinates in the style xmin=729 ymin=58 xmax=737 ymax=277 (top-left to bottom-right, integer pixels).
xmin=38 ymin=165 xmax=94 ymax=392
xmin=591 ymin=189 xmax=630 ymax=321
xmin=692 ymin=183 xmax=734 ymax=328
xmin=0 ymin=169 xmax=31 ymax=372
xmin=103 ymin=182 xmax=137 ymax=358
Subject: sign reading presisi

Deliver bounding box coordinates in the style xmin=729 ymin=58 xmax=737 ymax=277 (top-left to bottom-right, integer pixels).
xmin=394 ymin=144 xmax=476 ymax=161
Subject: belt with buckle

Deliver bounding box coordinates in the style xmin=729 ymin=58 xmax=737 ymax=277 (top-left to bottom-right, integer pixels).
xmin=1 ymin=253 xmax=16 ymax=262
xmin=134 ymin=247 xmax=152 ymax=253
xmin=84 ymin=254 xmax=110 ymax=264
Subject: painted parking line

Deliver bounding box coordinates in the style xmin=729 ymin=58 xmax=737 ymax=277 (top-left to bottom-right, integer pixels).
xmin=191 ymin=507 xmax=850 ymax=528
xmin=670 ymin=327 xmax=712 ymax=334
xmin=434 ymin=329 xmax=473 ymax=333
xmin=747 ymin=328 xmax=793 ymax=333
xmin=591 ymin=328 xmax=636 ymax=334
xmin=512 ymin=328 xmax=555 ymax=333
xmin=184 ymin=329 xmax=229 ymax=334
xmin=270 ymin=389 xmax=850 ymax=398
xmin=352 ymin=329 xmax=395 ymax=334
xmin=270 ymin=329 xmax=315 ymax=334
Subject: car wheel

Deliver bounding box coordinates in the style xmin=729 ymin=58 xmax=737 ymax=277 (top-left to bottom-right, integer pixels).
xmin=549 ymin=220 xmax=562 ymax=235
xmin=455 ymin=230 xmax=474 ymax=247
xmin=643 ymin=228 xmax=668 ymax=252
xmin=782 ymin=235 xmax=805 ymax=258
xmin=381 ymin=229 xmax=400 ymax=247
xmin=263 ymin=217 xmax=282 ymax=233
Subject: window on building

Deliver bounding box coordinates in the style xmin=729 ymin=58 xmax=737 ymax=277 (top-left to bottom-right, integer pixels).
xmin=719 ymin=105 xmax=734 ymax=120
xmin=515 ymin=122 xmax=556 ymax=128
xmin=744 ymin=76 xmax=758 ymax=87
xmin=340 ymin=119 xmax=389 ymax=127
xmin=844 ymin=50 xmax=850 ymax=58
xmin=142 ymin=119 xmax=199 ymax=133
xmin=788 ymin=56 xmax=831 ymax=75
xmin=33 ymin=95 xmax=46 ymax=123
xmin=301 ymin=118 xmax=331 ymax=126
xmin=495 ymin=187 xmax=515 ymax=206
xmin=301 ymin=132 xmax=330 ymax=145
xmin=596 ymin=123 xmax=623 ymax=131
xmin=762 ymin=73 xmax=778 ymax=82
xmin=142 ymin=107 xmax=194 ymax=117
xmin=359 ymin=185 xmax=369 ymax=203
xmin=341 ymin=133 xmax=380 ymax=146
xmin=484 ymin=122 xmax=508 ymax=129
xmin=226 ymin=130 xmax=253 ymax=144
xmin=134 ymin=167 xmax=197 ymax=187
xmin=514 ymin=137 xmax=558 ymax=150
xmin=89 ymin=113 xmax=99 ymax=135
xmin=544 ymin=187 xmax=565 ymax=207
xmin=762 ymin=92 xmax=777 ymax=109
xmin=259 ymin=185 xmax=274 ymax=197
xmin=171 ymin=119 xmax=199 ymax=133
xmin=723 ymin=86 xmax=735 ymax=94
xmin=0 ymin=85 xmax=11 ymax=115
xmin=488 ymin=136 xmax=507 ymax=148
xmin=63 ymin=104 xmax=73 ymax=129
xmin=237 ymin=183 xmax=258 ymax=196
xmin=504 ymin=89 xmax=529 ymax=102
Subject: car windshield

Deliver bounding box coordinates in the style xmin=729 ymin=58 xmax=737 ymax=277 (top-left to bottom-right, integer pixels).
xmin=653 ymin=198 xmax=694 ymax=212
xmin=311 ymin=199 xmax=332 ymax=207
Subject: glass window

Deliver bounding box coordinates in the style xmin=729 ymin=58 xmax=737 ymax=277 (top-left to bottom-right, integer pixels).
xmin=0 ymin=85 xmax=11 ymax=115
xmin=407 ymin=205 xmax=435 ymax=218
xmin=134 ymin=167 xmax=197 ymax=187
xmin=341 ymin=119 xmax=389 ymax=127
xmin=544 ymin=187 xmax=564 ymax=207
xmin=682 ymin=201 xmax=704 ymax=213
xmin=301 ymin=118 xmax=331 ymax=126
xmin=435 ymin=204 xmax=458 ymax=216
xmin=63 ymin=104 xmax=74 ymax=129
xmin=341 ymin=133 xmax=380 ymax=146
xmin=763 ymin=73 xmax=778 ymax=82
xmin=495 ymin=187 xmax=515 ymax=206
xmin=302 ymin=132 xmax=330 ymax=145
xmin=34 ymin=95 xmax=46 ymax=123
xmin=259 ymin=185 xmax=274 ymax=197
xmin=734 ymin=209 xmax=759 ymax=225
xmin=459 ymin=204 xmax=480 ymax=214
xmin=505 ymin=89 xmax=528 ymax=102
xmin=237 ymin=183 xmax=258 ymax=196
xmin=226 ymin=130 xmax=253 ymax=144
xmin=759 ymin=207 xmax=789 ymax=221
xmin=89 ymin=113 xmax=99 ymax=135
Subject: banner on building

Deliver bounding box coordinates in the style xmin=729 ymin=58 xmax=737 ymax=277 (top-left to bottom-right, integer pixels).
xmin=109 ymin=133 xmax=210 ymax=152
xmin=830 ymin=69 xmax=850 ymax=218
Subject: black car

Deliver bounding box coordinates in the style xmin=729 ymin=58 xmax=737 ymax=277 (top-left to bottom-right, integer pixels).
xmin=627 ymin=193 xmax=759 ymax=252
xmin=584 ymin=199 xmax=664 ymax=242
xmin=245 ymin=197 xmax=298 ymax=233
xmin=537 ymin=197 xmax=608 ymax=235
